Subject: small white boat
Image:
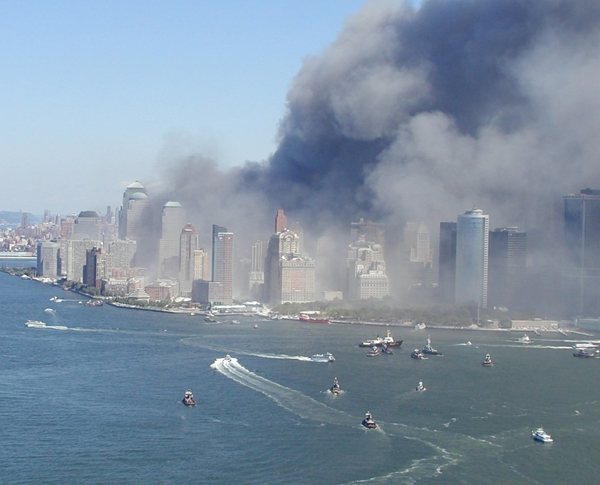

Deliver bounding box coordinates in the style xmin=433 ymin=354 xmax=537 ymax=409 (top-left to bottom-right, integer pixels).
xmin=25 ymin=320 xmax=46 ymax=328
xmin=182 ymin=389 xmax=196 ymax=406
xmin=311 ymin=352 xmax=335 ymax=363
xmin=253 ymin=324 xmax=259 ymax=329
xmin=230 ymin=319 xmax=241 ymax=325
xmin=517 ymin=333 xmax=532 ymax=344
xmin=225 ymin=354 xmax=232 ymax=361
xmin=411 ymin=349 xmax=428 ymax=360
xmin=466 ymin=341 xmax=472 ymax=346
xmin=362 ymin=411 xmax=377 ymax=429
xmin=482 ymin=353 xmax=493 ymax=367
xmin=367 ymin=346 xmax=380 ymax=357
xmin=414 ymin=323 xmax=427 ymax=331
xmin=415 ymin=381 xmax=426 ymax=391
xmin=532 ymin=427 xmax=553 ymax=443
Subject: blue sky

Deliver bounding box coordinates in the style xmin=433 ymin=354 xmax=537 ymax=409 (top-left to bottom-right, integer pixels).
xmin=0 ymin=0 xmax=370 ymax=215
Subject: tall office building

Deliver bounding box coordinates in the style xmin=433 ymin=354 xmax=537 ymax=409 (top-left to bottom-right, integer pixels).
xmin=158 ymin=201 xmax=186 ymax=279
xmin=455 ymin=209 xmax=489 ymax=308
xmin=193 ymin=248 xmax=210 ymax=281
xmin=212 ymin=225 xmax=234 ymax=303
xmin=488 ymin=227 xmax=527 ymax=310
xmin=563 ymin=189 xmax=600 ymax=316
xmin=119 ymin=181 xmax=149 ymax=241
xmin=264 ymin=228 xmax=315 ymax=304
xmin=350 ymin=219 xmax=385 ymax=249
xmin=275 ymin=209 xmax=287 ymax=233
xmin=438 ymin=222 xmax=457 ymax=304
xmin=179 ymin=223 xmax=199 ymax=295
xmin=346 ymin=239 xmax=389 ymax=300
xmin=249 ymin=240 xmax=265 ymax=298
xmin=36 ymin=241 xmax=61 ymax=278
xmin=72 ymin=211 xmax=102 ymax=241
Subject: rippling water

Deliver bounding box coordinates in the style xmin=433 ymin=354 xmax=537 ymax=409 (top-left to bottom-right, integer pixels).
xmin=2 ymin=268 xmax=600 ymax=484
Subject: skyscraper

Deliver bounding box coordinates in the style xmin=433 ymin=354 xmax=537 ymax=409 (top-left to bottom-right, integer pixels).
xmin=212 ymin=225 xmax=234 ymax=303
xmin=488 ymin=227 xmax=527 ymax=310
xmin=346 ymin=239 xmax=389 ymax=300
xmin=37 ymin=241 xmax=61 ymax=279
xmin=193 ymin=248 xmax=210 ymax=281
xmin=158 ymin=201 xmax=186 ymax=279
xmin=455 ymin=209 xmax=489 ymax=308
xmin=179 ymin=223 xmax=199 ymax=295
xmin=438 ymin=222 xmax=457 ymax=304
xmin=275 ymin=209 xmax=287 ymax=233
xmin=72 ymin=211 xmax=102 ymax=241
xmin=119 ymin=181 xmax=149 ymax=241
xmin=563 ymin=189 xmax=600 ymax=316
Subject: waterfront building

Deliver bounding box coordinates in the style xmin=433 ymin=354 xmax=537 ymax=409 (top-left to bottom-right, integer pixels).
xmin=488 ymin=227 xmax=527 ymax=310
xmin=158 ymin=202 xmax=186 ymax=279
xmin=179 ymin=223 xmax=199 ymax=295
xmin=192 ymin=279 xmax=223 ymax=304
xmin=66 ymin=239 xmax=102 ymax=282
xmin=36 ymin=241 xmax=61 ymax=279
xmin=455 ymin=208 xmax=489 ymax=308
xmin=144 ymin=279 xmax=179 ymax=302
xmin=83 ymin=247 xmax=104 ymax=288
xmin=438 ymin=222 xmax=457 ymax=304
xmin=212 ymin=225 xmax=234 ymax=303
xmin=563 ymin=189 xmax=600 ymax=316
xmin=346 ymin=239 xmax=389 ymax=300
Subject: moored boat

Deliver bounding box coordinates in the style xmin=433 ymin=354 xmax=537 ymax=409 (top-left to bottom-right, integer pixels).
xmin=311 ymin=352 xmax=335 ymax=363
xmin=532 ymin=427 xmax=553 ymax=443
xmin=482 ymin=353 xmax=494 ymax=366
xmin=299 ymin=314 xmax=331 ymax=324
xmin=330 ymin=377 xmax=341 ymax=394
xmin=422 ymin=335 xmax=442 ymax=355
xmin=182 ymin=389 xmax=196 ymax=406
xmin=362 ymin=411 xmax=377 ymax=429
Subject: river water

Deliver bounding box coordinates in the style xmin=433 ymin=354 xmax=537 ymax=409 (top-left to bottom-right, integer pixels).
xmin=2 ymin=267 xmax=600 ymax=484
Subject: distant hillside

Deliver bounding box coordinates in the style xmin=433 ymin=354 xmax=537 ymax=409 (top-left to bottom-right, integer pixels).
xmin=0 ymin=211 xmax=40 ymax=224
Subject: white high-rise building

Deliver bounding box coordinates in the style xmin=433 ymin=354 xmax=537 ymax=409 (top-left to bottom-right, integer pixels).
xmin=179 ymin=223 xmax=199 ymax=295
xmin=119 ymin=181 xmax=149 ymax=241
xmin=455 ymin=208 xmax=489 ymax=308
xmin=158 ymin=202 xmax=186 ymax=279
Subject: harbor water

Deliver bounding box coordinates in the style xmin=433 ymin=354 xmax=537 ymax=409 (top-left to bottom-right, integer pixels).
xmin=2 ymin=268 xmax=600 ymax=484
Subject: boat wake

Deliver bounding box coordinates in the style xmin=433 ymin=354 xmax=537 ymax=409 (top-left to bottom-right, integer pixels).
xmin=210 ymin=356 xmax=354 ymax=426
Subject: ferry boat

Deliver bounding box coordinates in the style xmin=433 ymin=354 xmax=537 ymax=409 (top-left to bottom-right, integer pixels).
xmin=299 ymin=314 xmax=331 ymax=324
xmin=415 ymin=381 xmax=426 ymax=391
xmin=532 ymin=427 xmax=553 ymax=443
xmin=482 ymin=353 xmax=494 ymax=367
xmin=422 ymin=335 xmax=442 ymax=355
xmin=367 ymin=346 xmax=380 ymax=357
xmin=330 ymin=377 xmax=341 ymax=395
xmin=311 ymin=352 xmax=335 ymax=363
xmin=362 ymin=411 xmax=377 ymax=429
xmin=517 ymin=333 xmax=532 ymax=344
xmin=411 ymin=349 xmax=428 ymax=360
xmin=182 ymin=389 xmax=196 ymax=406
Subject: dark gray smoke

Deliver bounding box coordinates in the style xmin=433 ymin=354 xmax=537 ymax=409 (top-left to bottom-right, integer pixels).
xmin=155 ymin=0 xmax=600 ymax=285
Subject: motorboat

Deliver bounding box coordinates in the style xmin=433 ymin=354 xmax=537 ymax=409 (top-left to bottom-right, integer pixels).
xmin=414 ymin=323 xmax=426 ymax=331
xmin=225 ymin=354 xmax=232 ymax=361
xmin=573 ymin=348 xmax=600 ymax=358
xmin=25 ymin=320 xmax=46 ymax=328
xmin=482 ymin=353 xmax=494 ymax=367
xmin=415 ymin=381 xmax=426 ymax=391
xmin=230 ymin=319 xmax=241 ymax=325
xmin=362 ymin=411 xmax=377 ymax=429
xmin=517 ymin=333 xmax=532 ymax=344
xmin=422 ymin=335 xmax=442 ymax=355
xmin=85 ymin=300 xmax=103 ymax=307
xmin=381 ymin=345 xmax=393 ymax=355
xmin=367 ymin=346 xmax=380 ymax=357
xmin=329 ymin=377 xmax=341 ymax=395
xmin=411 ymin=349 xmax=428 ymax=360
xmin=466 ymin=341 xmax=473 ymax=346
xmin=182 ymin=389 xmax=196 ymax=406
xmin=532 ymin=427 xmax=553 ymax=443
xmin=311 ymin=352 xmax=335 ymax=363
xmin=204 ymin=314 xmax=216 ymax=322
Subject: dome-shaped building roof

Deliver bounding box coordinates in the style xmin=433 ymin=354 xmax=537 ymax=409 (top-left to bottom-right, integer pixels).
xmin=127 ymin=181 xmax=146 ymax=189
xmin=129 ymin=192 xmax=149 ymax=200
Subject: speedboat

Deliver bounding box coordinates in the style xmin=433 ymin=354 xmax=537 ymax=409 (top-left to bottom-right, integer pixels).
xmin=517 ymin=333 xmax=532 ymax=344
xmin=573 ymin=348 xmax=600 ymax=358
xmin=532 ymin=427 xmax=553 ymax=443
xmin=414 ymin=323 xmax=426 ymax=330
xmin=182 ymin=389 xmax=196 ymax=406
xmin=225 ymin=354 xmax=232 ymax=361
xmin=367 ymin=346 xmax=380 ymax=357
xmin=422 ymin=336 xmax=442 ymax=355
xmin=204 ymin=315 xmax=216 ymax=322
xmin=362 ymin=411 xmax=377 ymax=429
xmin=330 ymin=377 xmax=341 ymax=395
xmin=411 ymin=349 xmax=428 ymax=360
xmin=415 ymin=381 xmax=426 ymax=391
xmin=25 ymin=320 xmax=46 ymax=328
xmin=230 ymin=319 xmax=241 ymax=325
xmin=482 ymin=353 xmax=494 ymax=367
xmin=85 ymin=300 xmax=103 ymax=307
xmin=311 ymin=352 xmax=335 ymax=363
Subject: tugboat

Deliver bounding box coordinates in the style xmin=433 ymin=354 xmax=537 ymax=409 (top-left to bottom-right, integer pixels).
xmin=330 ymin=377 xmax=341 ymax=395
xmin=411 ymin=349 xmax=428 ymax=360
xmin=532 ymin=427 xmax=553 ymax=443
xmin=383 ymin=329 xmax=403 ymax=347
xmin=381 ymin=344 xmax=393 ymax=355
xmin=482 ymin=353 xmax=494 ymax=367
xmin=367 ymin=346 xmax=380 ymax=357
xmin=422 ymin=336 xmax=442 ymax=355
xmin=415 ymin=381 xmax=426 ymax=391
xmin=182 ymin=389 xmax=196 ymax=406
xmin=362 ymin=411 xmax=377 ymax=429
